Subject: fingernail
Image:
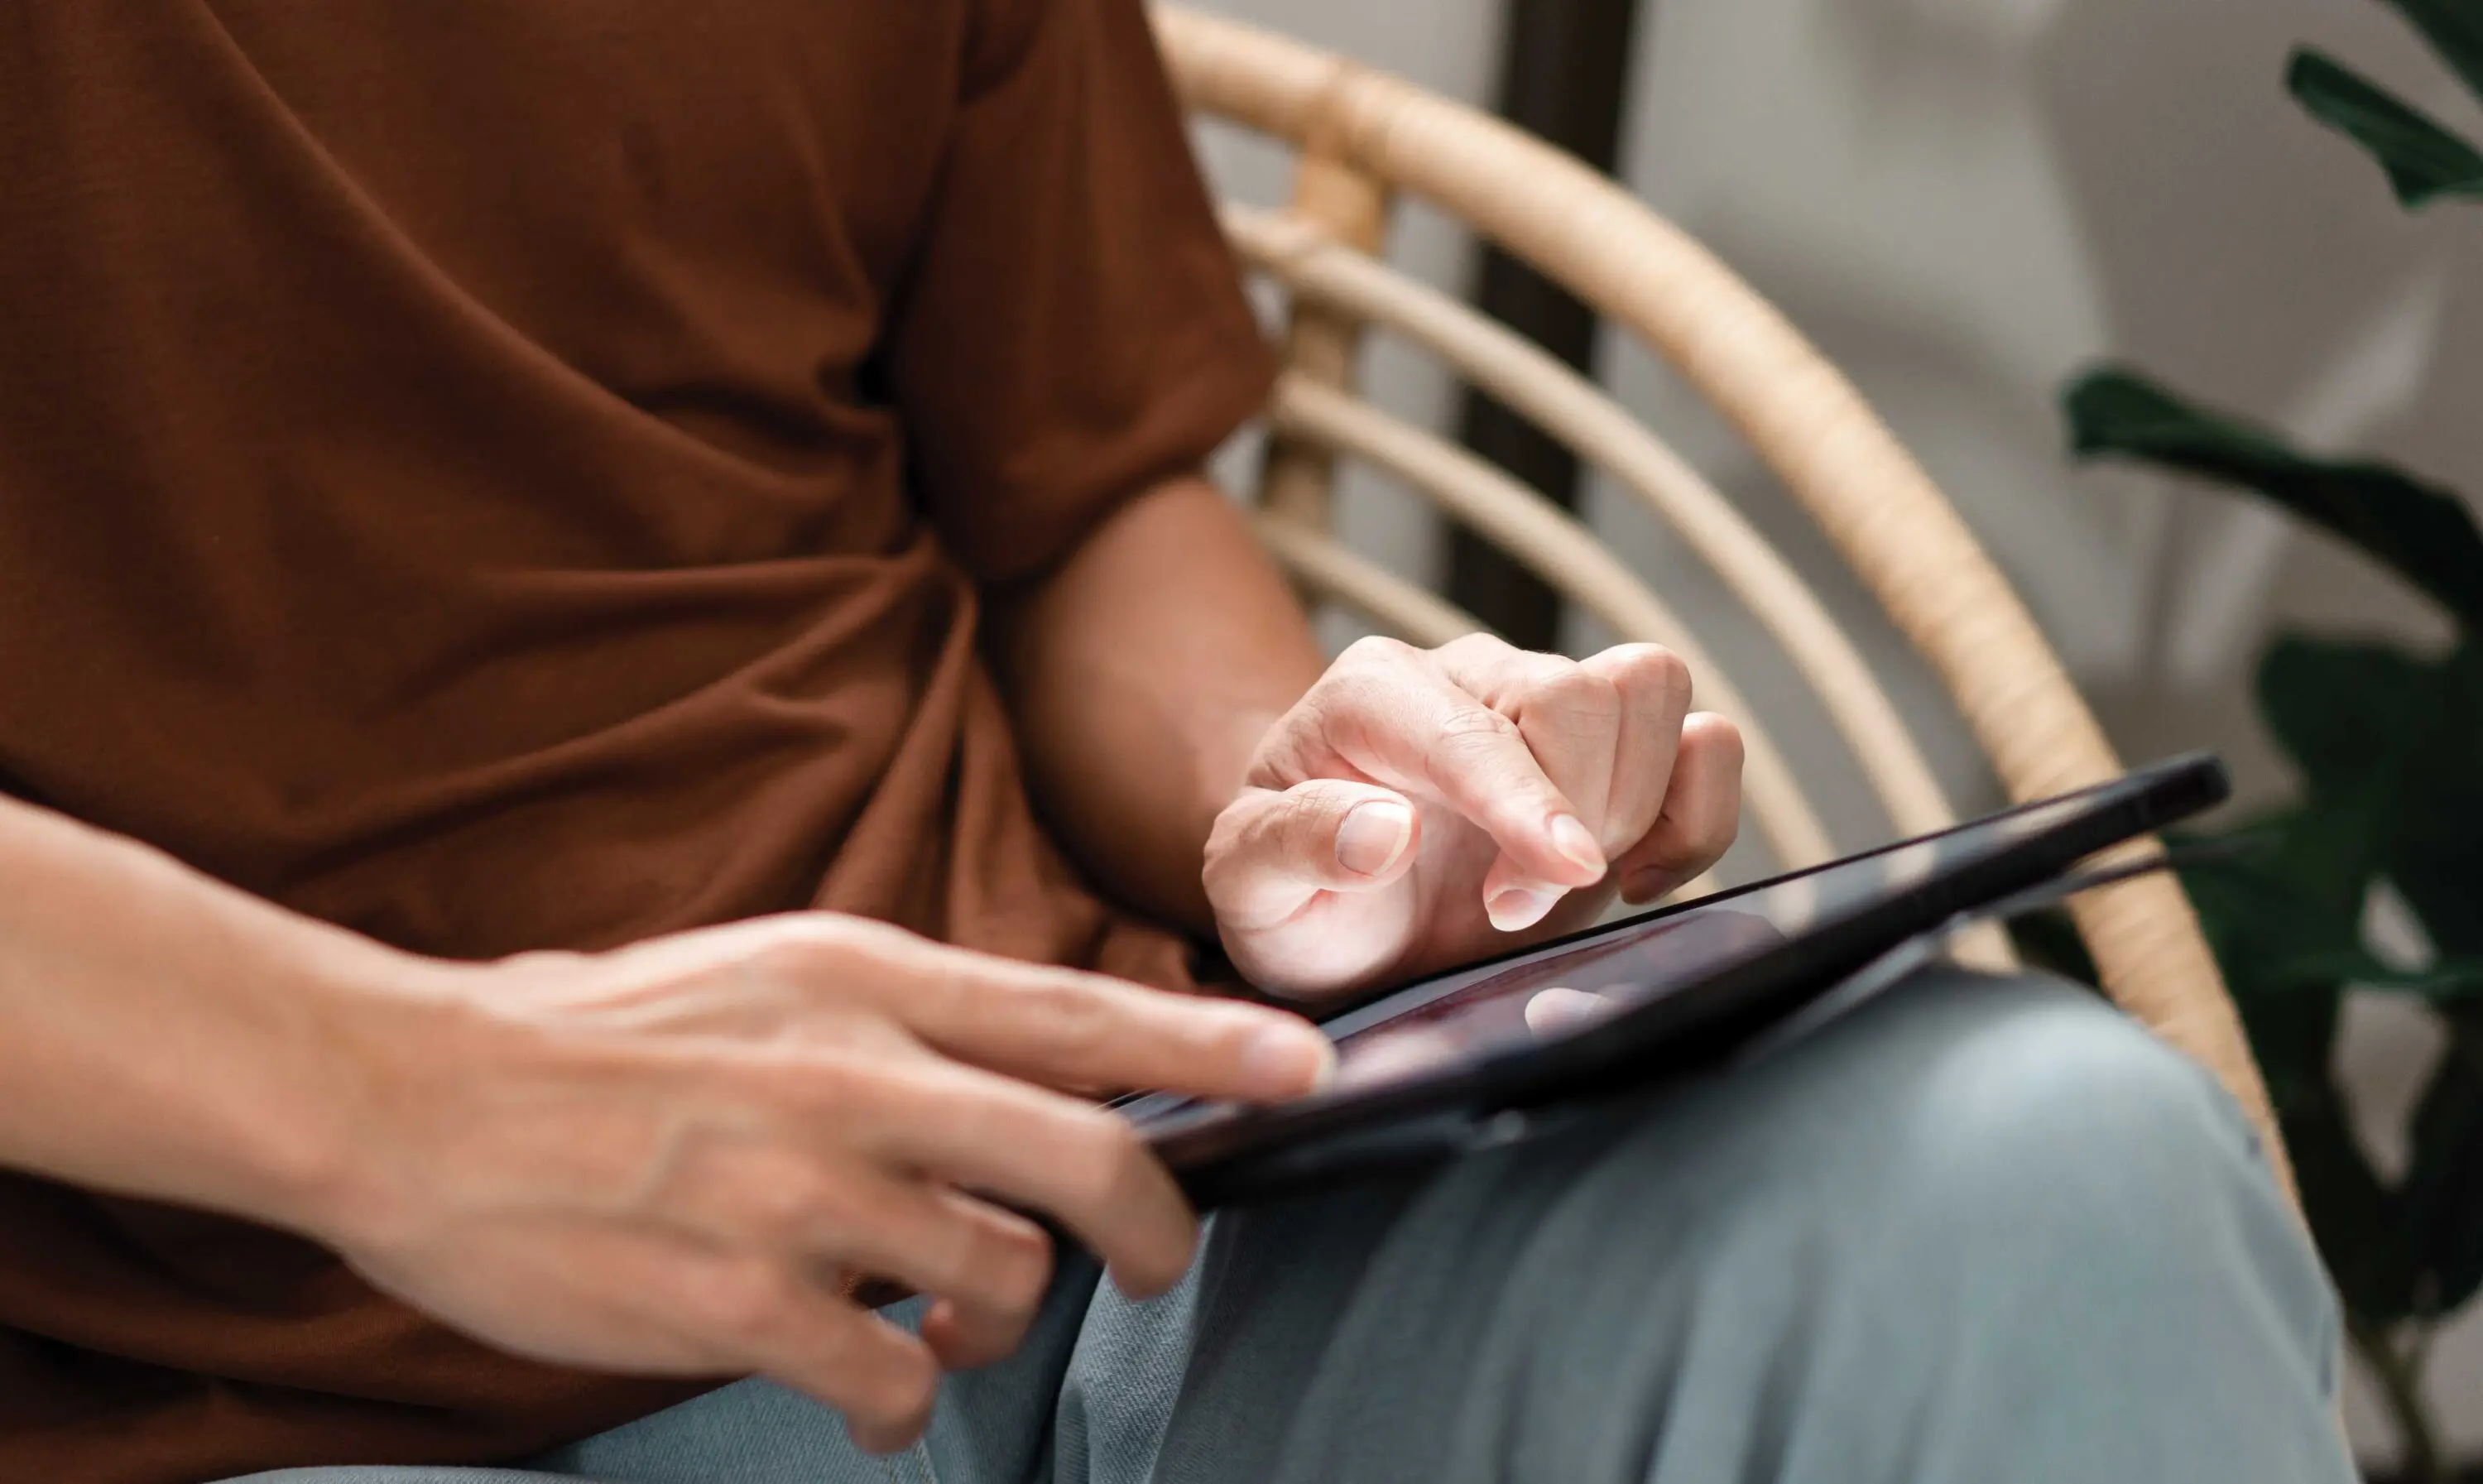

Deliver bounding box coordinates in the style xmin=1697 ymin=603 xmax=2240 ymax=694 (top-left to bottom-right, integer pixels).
xmin=1244 ymin=1021 xmax=1337 ymax=1097
xmin=1625 ymin=869 xmax=1678 ymax=904
xmin=1486 ymin=886 xmax=1558 ymax=932
xmin=1549 ymin=814 xmax=1606 ymax=877
xmin=1335 ymin=800 xmax=1415 ymax=877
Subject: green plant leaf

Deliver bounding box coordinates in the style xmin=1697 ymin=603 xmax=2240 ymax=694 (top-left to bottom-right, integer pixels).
xmin=2402 ymin=1035 xmax=2483 ymax=1314
xmin=2065 ymin=370 xmax=2483 ymax=631
xmin=2251 ymin=636 xmax=2483 ymax=962
xmin=2288 ymin=49 xmax=2483 ymax=208
xmin=2378 ymin=0 xmax=2483 ymax=112
xmin=2257 ymin=636 xmax=2434 ymax=793
xmin=2378 ymin=645 xmax=2483 ymax=958
xmin=2368 ymin=962 xmax=2483 ymax=1006
xmin=2178 ymin=818 xmax=2364 ymax=1107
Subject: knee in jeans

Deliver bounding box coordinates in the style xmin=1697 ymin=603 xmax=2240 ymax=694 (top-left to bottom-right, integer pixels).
xmin=1860 ymin=982 xmax=2264 ymax=1253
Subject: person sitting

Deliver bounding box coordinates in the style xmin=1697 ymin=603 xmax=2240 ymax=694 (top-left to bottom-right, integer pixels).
xmin=0 ymin=2 xmax=2347 ymax=1481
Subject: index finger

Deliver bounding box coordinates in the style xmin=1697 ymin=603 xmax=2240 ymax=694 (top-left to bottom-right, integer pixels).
xmin=857 ymin=928 xmax=1337 ymax=1104
xmin=1315 ymin=646 xmax=1603 ymax=889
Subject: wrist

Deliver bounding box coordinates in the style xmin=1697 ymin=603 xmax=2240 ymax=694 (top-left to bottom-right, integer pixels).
xmin=220 ymin=925 xmax=463 ymax=1245
xmin=0 ymin=804 xmax=461 ymax=1243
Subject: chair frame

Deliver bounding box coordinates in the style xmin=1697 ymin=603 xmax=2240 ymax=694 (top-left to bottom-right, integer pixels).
xmin=1155 ymin=5 xmax=2293 ymax=1207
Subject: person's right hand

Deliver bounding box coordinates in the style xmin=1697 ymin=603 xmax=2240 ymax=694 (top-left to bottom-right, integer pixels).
xmin=289 ymin=913 xmax=1334 ymax=1454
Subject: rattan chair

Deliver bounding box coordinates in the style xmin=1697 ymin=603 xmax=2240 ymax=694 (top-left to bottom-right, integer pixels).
xmin=1155 ymin=5 xmax=2296 ymax=1207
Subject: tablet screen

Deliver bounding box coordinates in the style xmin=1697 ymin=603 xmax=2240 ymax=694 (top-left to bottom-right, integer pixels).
xmin=1123 ymin=788 xmax=2092 ymax=1134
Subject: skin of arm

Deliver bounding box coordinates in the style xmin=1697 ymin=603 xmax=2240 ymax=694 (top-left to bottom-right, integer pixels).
xmin=991 ymin=473 xmax=1746 ymax=997
xmin=0 ymin=800 xmax=397 ymax=1232
xmin=0 ymin=792 xmax=1333 ymax=1453
xmin=988 ymin=475 xmax=1327 ymax=938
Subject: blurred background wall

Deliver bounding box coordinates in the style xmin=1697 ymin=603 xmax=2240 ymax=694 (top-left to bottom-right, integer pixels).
xmin=1183 ymin=0 xmax=2483 ymax=1466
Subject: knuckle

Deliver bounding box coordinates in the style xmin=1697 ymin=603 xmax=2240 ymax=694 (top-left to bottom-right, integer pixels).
xmin=1310 ymin=673 xmax=1422 ymax=761
xmin=768 ymin=1049 xmax=876 ymax=1125
xmin=737 ymin=1162 xmax=831 ymax=1241
xmin=1436 ymin=632 xmax=1510 ymax=667
xmin=1338 ymin=634 xmax=1418 ymax=672
xmin=1276 ymin=782 xmax=1351 ymax=843
xmin=988 ymin=1222 xmax=1056 ymax=1312
xmin=950 ymin=1214 xmax=1054 ymax=1314
xmin=1054 ymin=1107 xmax=1149 ymax=1211
xmin=697 ymin=1259 xmax=802 ymax=1345
xmin=494 ymin=948 xmax=589 ymax=974
xmin=1433 ymin=702 xmax=1519 ymax=747
xmin=744 ymin=933 xmax=852 ymax=996
xmin=1530 ymin=665 xmax=1621 ymax=722
xmin=1427 ymin=706 xmax=1527 ymax=776
xmin=802 ymin=1054 xmax=959 ymax=1147
xmin=1015 ymin=973 xmax=1117 ymax=1061
xmin=944 ymin=1080 xmax=1069 ymax=1181
xmin=1315 ymin=660 xmax=1400 ymax=723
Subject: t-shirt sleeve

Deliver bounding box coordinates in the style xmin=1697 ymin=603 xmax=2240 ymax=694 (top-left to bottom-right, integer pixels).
xmin=885 ymin=0 xmax=1276 ymax=585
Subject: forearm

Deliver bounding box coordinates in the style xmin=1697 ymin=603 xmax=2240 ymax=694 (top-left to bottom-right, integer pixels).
xmin=991 ymin=477 xmax=1326 ymax=935
xmin=0 ymin=797 xmax=405 ymax=1230
xmin=0 ymin=793 xmax=1338 ymax=1435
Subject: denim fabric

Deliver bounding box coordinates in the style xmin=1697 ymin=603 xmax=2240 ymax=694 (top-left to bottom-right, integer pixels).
xmin=224 ymin=968 xmax=2352 ymax=1484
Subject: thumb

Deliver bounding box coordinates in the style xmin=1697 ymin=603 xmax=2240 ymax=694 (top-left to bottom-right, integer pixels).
xmin=1203 ymin=780 xmax=1420 ymax=933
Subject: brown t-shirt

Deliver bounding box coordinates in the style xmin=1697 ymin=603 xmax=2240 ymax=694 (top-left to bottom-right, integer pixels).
xmin=0 ymin=3 xmax=1272 ymax=1479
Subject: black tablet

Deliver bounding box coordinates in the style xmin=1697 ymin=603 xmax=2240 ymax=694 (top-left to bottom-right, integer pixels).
xmin=1126 ymin=752 xmax=2229 ymax=1209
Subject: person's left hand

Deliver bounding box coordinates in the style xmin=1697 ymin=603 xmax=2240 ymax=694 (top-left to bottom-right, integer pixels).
xmin=1203 ymin=635 xmax=1744 ymax=1000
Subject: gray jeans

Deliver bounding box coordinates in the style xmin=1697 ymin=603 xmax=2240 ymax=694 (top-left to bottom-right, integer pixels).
xmin=230 ymin=968 xmax=2353 ymax=1484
